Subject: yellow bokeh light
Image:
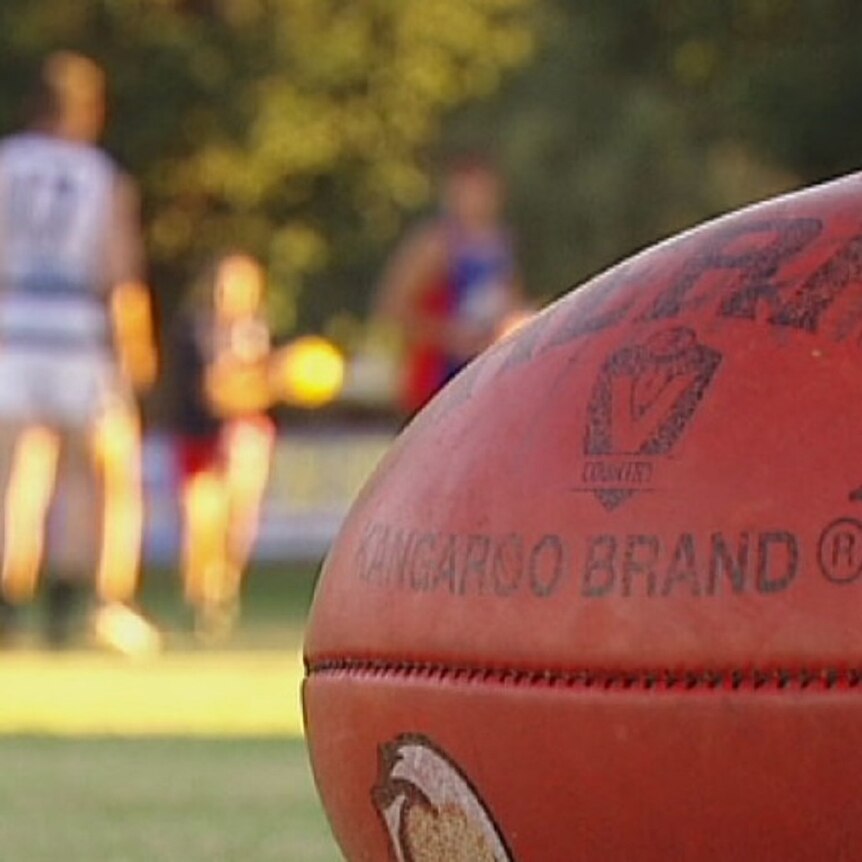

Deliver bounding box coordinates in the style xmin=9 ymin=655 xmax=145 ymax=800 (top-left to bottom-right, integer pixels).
xmin=275 ymin=335 xmax=345 ymax=408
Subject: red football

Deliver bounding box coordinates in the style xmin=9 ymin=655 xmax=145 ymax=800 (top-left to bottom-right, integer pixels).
xmin=304 ymin=174 xmax=862 ymax=861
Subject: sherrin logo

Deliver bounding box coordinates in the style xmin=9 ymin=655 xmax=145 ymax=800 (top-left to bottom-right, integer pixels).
xmin=372 ymin=734 xmax=514 ymax=862
xmin=582 ymin=326 xmax=722 ymax=511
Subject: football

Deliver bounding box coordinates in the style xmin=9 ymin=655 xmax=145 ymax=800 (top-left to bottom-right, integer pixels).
xmin=304 ymin=173 xmax=862 ymax=861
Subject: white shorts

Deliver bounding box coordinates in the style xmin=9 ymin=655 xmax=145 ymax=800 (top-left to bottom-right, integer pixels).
xmin=0 ymin=348 xmax=129 ymax=429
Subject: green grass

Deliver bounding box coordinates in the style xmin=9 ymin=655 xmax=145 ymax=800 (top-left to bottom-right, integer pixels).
xmin=0 ymin=736 xmax=342 ymax=861
xmin=141 ymin=562 xmax=323 ymax=644
xmin=0 ymin=565 xmax=346 ymax=859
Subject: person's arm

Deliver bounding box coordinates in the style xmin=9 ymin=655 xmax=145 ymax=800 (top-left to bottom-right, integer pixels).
xmin=375 ymin=223 xmax=446 ymax=341
xmin=108 ymin=173 xmax=157 ymax=391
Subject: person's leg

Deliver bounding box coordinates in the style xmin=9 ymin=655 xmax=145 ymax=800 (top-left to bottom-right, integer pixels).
xmin=176 ymin=434 xmax=234 ymax=638
xmin=222 ymin=416 xmax=274 ymax=614
xmin=2 ymin=425 xmax=60 ymax=606
xmin=0 ymin=419 xmax=39 ymax=643
xmin=88 ymin=398 xmax=161 ymax=656
xmin=46 ymin=425 xmax=102 ymax=647
xmin=0 ymin=352 xmax=49 ymax=642
xmin=93 ymin=403 xmax=144 ymax=604
xmin=182 ymin=466 xmax=230 ymax=638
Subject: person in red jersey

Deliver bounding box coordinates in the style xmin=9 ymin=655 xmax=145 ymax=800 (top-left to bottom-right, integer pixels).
xmin=376 ymin=156 xmax=525 ymax=416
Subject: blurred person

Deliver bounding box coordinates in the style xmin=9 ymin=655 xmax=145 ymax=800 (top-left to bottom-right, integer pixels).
xmin=375 ymin=155 xmax=525 ymax=416
xmin=0 ymin=52 xmax=158 ymax=649
xmin=172 ymin=253 xmax=275 ymax=641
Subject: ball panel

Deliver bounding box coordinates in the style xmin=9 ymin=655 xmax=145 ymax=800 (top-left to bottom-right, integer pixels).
xmin=306 ymin=672 xmax=862 ymax=861
xmin=305 ymin=173 xmax=862 ymax=859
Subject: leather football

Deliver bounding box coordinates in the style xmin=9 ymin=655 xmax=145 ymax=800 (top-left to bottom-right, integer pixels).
xmin=305 ymin=174 xmax=862 ymax=861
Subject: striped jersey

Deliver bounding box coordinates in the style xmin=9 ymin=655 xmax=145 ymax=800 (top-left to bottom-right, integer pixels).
xmin=0 ymin=132 xmax=117 ymax=350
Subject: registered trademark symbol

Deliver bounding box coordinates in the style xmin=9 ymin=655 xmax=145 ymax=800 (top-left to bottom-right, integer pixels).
xmin=817 ymin=518 xmax=862 ymax=584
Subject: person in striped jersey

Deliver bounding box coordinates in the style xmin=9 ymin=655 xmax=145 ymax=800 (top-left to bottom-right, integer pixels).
xmin=0 ymin=52 xmax=158 ymax=649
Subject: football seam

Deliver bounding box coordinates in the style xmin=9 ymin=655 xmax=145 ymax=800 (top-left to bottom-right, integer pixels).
xmin=305 ymin=657 xmax=862 ymax=692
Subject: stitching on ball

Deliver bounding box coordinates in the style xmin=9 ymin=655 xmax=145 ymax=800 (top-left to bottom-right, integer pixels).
xmin=305 ymin=658 xmax=862 ymax=692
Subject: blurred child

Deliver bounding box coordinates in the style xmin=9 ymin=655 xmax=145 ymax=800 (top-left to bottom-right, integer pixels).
xmin=172 ymin=253 xmax=275 ymax=640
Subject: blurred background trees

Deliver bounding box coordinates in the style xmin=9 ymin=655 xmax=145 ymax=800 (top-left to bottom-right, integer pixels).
xmin=2 ymin=0 xmax=862 ymax=341
xmin=0 ymin=0 xmax=537 ymax=333
xmin=451 ymin=0 xmax=862 ymax=300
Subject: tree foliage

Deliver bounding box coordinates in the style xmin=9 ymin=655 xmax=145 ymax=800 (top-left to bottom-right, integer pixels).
xmin=0 ymin=0 xmax=536 ymax=328
xmin=4 ymin=1 xmax=862 ymax=331
xmin=447 ymin=0 xmax=862 ymax=301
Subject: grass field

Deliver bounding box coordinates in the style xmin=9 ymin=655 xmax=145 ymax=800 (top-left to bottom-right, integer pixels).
xmin=0 ymin=566 xmax=345 ymax=861
xmin=0 ymin=737 xmax=340 ymax=861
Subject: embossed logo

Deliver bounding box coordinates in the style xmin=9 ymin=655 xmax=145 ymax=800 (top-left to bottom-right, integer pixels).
xmin=581 ymin=326 xmax=722 ymax=510
xmin=372 ymin=734 xmax=514 ymax=862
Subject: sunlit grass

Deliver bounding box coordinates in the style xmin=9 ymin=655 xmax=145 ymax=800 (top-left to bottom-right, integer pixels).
xmin=0 ymin=650 xmax=305 ymax=736
xmin=0 ymin=567 xmax=341 ymax=859
xmin=0 ymin=565 xmax=316 ymax=735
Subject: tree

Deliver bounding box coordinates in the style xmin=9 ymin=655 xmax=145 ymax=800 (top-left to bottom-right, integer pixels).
xmin=0 ymin=0 xmax=538 ymax=329
xmin=444 ymin=0 xmax=862 ymax=303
